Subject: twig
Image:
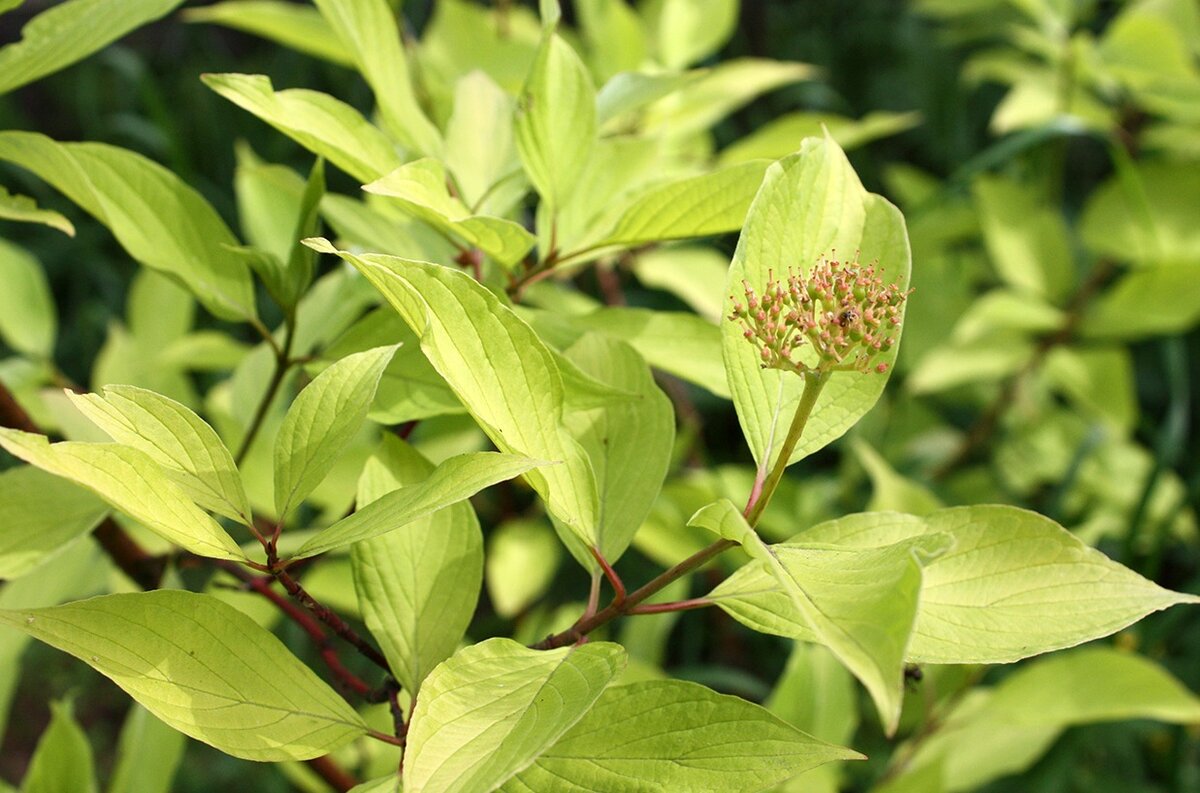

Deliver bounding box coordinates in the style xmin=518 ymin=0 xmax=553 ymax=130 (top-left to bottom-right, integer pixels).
xmin=213 ymin=560 xmax=380 ymax=699
xmin=235 ymin=321 xmax=296 ymax=465
xmin=532 ymin=539 xmax=736 ymax=650
xmin=267 ymin=550 xmax=392 ymax=673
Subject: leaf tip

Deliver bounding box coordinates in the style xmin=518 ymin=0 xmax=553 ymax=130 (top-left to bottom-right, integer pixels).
xmin=303 ymin=237 xmax=337 ymax=254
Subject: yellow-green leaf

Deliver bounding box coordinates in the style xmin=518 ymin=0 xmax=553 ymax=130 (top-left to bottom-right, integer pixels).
xmin=0 ymin=591 xmax=368 ymax=761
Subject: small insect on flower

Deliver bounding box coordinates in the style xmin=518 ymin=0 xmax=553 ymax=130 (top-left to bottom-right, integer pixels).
xmin=729 ymin=253 xmax=911 ymax=376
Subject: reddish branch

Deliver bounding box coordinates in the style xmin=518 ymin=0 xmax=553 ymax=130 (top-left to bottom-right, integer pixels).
xmin=533 ymin=539 xmax=735 ymax=650
xmin=267 ymin=551 xmax=391 ymax=673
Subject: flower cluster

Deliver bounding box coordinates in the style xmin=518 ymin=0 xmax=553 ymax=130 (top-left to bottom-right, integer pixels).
xmin=729 ymin=253 xmax=910 ymax=375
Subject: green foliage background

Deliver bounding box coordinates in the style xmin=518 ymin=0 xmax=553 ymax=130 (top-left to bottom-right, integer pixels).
xmin=1 ymin=1 xmax=1198 ymax=791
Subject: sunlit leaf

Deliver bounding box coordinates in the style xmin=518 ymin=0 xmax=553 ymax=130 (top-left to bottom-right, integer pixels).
xmin=0 ymin=591 xmax=368 ymax=761
xmin=723 ymin=138 xmax=910 ymax=470
xmin=0 ymin=466 xmax=106 ymax=579
xmin=352 ymin=436 xmax=483 ymax=696
xmin=203 ymin=73 xmax=400 ymax=184
xmin=0 ymin=239 xmax=56 ymax=358
xmin=404 ymin=638 xmax=625 ymax=793
xmin=0 ymin=132 xmax=256 ymax=321
xmin=184 ymin=1 xmax=354 ymax=66
xmin=515 ymin=33 xmax=596 ymax=212
xmin=364 ymin=159 xmax=535 ymax=268
xmin=307 ymin=240 xmax=601 ymax=556
xmin=294 ymin=452 xmax=545 ymax=559
xmin=0 ymin=429 xmax=245 ymax=560
xmin=694 ymin=500 xmax=948 ymax=734
xmin=274 ymin=345 xmax=397 ymax=518
xmin=0 ymin=186 xmax=74 ymax=235
xmin=68 ymin=385 xmax=252 ymax=524
xmin=503 ymin=680 xmax=860 ymax=792
xmin=0 ymin=0 xmax=183 ymax=95
xmin=312 ymin=0 xmax=442 ymax=156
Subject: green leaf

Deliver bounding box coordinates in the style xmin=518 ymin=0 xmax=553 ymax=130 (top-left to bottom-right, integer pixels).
xmin=0 ymin=466 xmax=106 ymax=579
xmin=318 ymin=308 xmax=463 ymax=423
xmin=570 ymin=160 xmax=770 ymax=258
xmin=0 ymin=239 xmax=56 ymax=358
xmin=444 ymin=71 xmax=523 ymax=212
xmin=561 ymin=334 xmax=674 ymax=562
xmin=419 ymin=0 xmax=542 ymax=98
xmin=644 ymin=58 xmax=815 ymax=136
xmin=0 ymin=591 xmax=368 ymax=761
xmin=67 ymin=385 xmax=252 ymax=525
xmin=107 ymin=705 xmax=185 ymax=793
xmin=878 ymin=648 xmax=1200 ymax=793
xmin=351 ymin=436 xmax=483 ymax=695
xmin=21 ymin=701 xmax=96 ymax=793
xmin=973 ymin=174 xmax=1073 ymax=301
xmin=312 ymin=0 xmax=441 ymax=157
xmin=713 ymin=507 xmax=1200 ymax=665
xmin=274 ymin=345 xmax=398 ymax=518
xmin=1081 ymin=160 xmax=1200 ymax=263
xmin=364 ymin=159 xmax=535 ymax=269
xmin=595 ymin=71 xmax=702 ymax=129
xmin=486 ymin=519 xmax=562 ymax=618
xmin=693 ymin=500 xmax=948 ymax=734
xmin=0 ymin=0 xmax=183 ymax=96
xmin=203 ymin=74 xmax=399 ymax=185
xmin=0 ymin=132 xmax=256 ymax=322
xmin=294 ymin=452 xmax=545 ymax=559
xmin=307 ymin=241 xmax=601 ymax=554
xmin=183 ymin=1 xmax=354 ymax=66
xmin=1080 ymin=263 xmax=1200 ymax=339
xmin=852 ymin=440 xmax=943 ymax=516
xmin=348 ymin=778 xmax=399 ymax=793
xmin=631 ymin=245 xmax=729 ymax=322
xmin=653 ymin=0 xmax=739 ymax=68
xmin=526 ymin=306 xmax=730 ymax=398
xmin=503 ymin=679 xmax=860 ymax=792
xmin=577 ymin=0 xmax=647 ymax=83
xmin=0 ymin=429 xmax=245 ymax=560
xmin=906 ymin=335 xmax=1034 ymax=394
xmin=718 ymin=111 xmax=923 ymax=165
xmin=404 ymin=638 xmax=626 ymax=793
xmin=0 ymin=186 xmax=74 ymax=235
xmin=723 ymin=138 xmax=910 ymax=470
xmin=514 ymin=33 xmax=597 ymax=212
xmin=1043 ymin=346 xmax=1138 ymax=431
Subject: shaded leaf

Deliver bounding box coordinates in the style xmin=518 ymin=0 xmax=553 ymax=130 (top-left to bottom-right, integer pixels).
xmin=0 ymin=239 xmax=56 ymax=358
xmin=0 ymin=466 xmax=106 ymax=579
